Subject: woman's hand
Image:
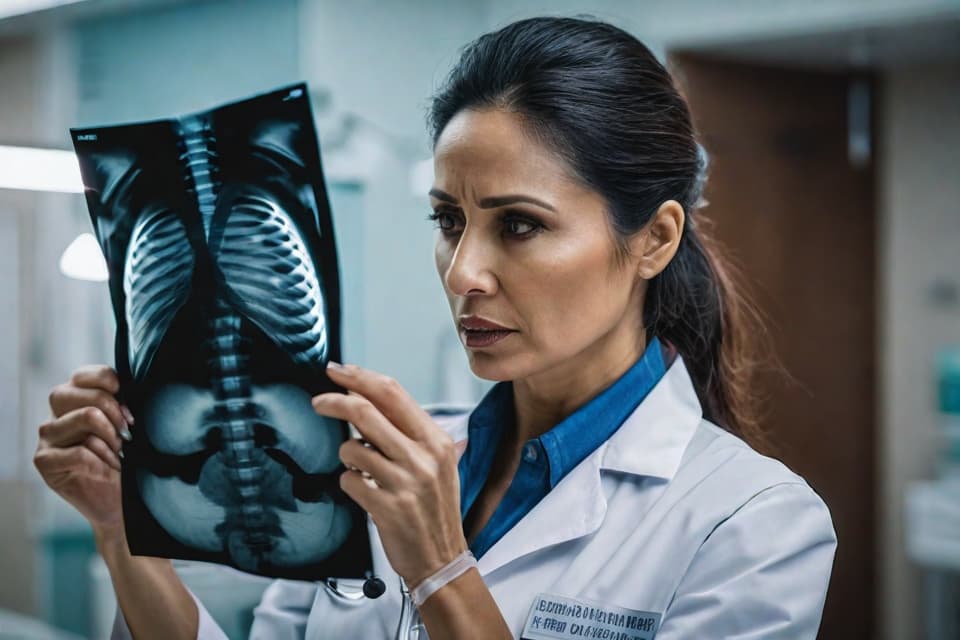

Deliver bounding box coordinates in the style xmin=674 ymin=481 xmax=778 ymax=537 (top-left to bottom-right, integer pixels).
xmin=33 ymin=365 xmax=134 ymax=541
xmin=312 ymin=362 xmax=468 ymax=589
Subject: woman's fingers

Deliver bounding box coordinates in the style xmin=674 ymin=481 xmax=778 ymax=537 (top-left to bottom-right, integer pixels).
xmin=312 ymin=391 xmax=412 ymax=462
xmin=48 ymin=385 xmax=132 ymax=441
xmin=325 ymin=363 xmax=432 ymax=442
xmin=34 ymin=439 xmax=119 ymax=480
xmin=313 ymin=364 xmax=469 ymax=587
xmin=39 ymin=406 xmax=124 ymax=455
xmin=82 ymin=435 xmax=123 ymax=471
xmin=324 ymin=363 xmax=458 ymax=464
xmin=339 ymin=468 xmax=391 ymax=516
xmin=338 ymin=438 xmax=406 ymax=489
xmin=81 ymin=434 xmax=123 ymax=472
xmin=35 ymin=369 xmax=127 ymax=533
xmin=69 ymin=365 xmax=120 ymax=395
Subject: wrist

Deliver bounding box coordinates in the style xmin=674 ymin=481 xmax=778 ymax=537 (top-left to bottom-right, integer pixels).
xmin=93 ymin=522 xmax=128 ymax=556
xmin=406 ymin=537 xmax=471 ymax=589
xmin=414 ymin=568 xmax=512 ymax=639
xmin=408 ymin=549 xmax=477 ymax=607
xmin=415 ymin=564 xmax=477 ymax=608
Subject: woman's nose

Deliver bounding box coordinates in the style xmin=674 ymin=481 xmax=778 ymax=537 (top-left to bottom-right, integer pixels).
xmin=443 ymin=230 xmax=498 ymax=297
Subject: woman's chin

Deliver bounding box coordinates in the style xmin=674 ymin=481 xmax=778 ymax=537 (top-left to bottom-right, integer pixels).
xmin=466 ymin=351 xmax=526 ymax=382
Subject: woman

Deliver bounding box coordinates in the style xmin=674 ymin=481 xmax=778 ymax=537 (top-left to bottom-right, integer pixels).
xmin=34 ymin=16 xmax=836 ymax=640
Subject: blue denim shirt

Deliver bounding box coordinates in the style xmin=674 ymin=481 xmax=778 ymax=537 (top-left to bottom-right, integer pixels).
xmin=458 ymin=336 xmax=668 ymax=559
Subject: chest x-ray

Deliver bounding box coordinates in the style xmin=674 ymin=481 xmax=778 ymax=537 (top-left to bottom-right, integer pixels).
xmin=71 ymin=84 xmax=373 ymax=582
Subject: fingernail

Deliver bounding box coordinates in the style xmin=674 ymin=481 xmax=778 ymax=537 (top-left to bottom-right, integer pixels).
xmin=120 ymin=405 xmax=135 ymax=425
xmin=120 ymin=427 xmax=133 ymax=442
xmin=326 ymin=361 xmax=343 ymax=370
xmin=118 ymin=449 xmax=125 ymax=460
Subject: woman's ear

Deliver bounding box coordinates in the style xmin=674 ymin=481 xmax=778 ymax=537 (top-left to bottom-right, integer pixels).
xmin=630 ymin=200 xmax=685 ymax=280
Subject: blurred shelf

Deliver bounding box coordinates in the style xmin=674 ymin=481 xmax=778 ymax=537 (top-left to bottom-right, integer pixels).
xmin=905 ymin=479 xmax=960 ymax=640
xmin=906 ymin=479 xmax=960 ymax=571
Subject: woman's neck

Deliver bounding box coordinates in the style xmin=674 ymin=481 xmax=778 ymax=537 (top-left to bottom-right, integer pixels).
xmin=510 ymin=325 xmax=648 ymax=444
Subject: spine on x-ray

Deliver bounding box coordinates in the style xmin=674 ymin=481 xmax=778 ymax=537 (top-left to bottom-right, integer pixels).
xmin=180 ymin=117 xmax=274 ymax=571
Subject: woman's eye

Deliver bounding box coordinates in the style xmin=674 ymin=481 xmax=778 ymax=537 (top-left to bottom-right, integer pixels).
xmin=427 ymin=211 xmax=460 ymax=233
xmin=427 ymin=210 xmax=542 ymax=238
xmin=503 ymin=215 xmax=542 ymax=237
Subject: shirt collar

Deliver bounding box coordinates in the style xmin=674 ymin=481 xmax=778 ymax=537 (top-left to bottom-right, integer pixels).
xmin=455 ymin=337 xmax=700 ymax=483
xmin=539 ymin=336 xmax=666 ymax=486
xmin=446 ymin=356 xmax=701 ymax=480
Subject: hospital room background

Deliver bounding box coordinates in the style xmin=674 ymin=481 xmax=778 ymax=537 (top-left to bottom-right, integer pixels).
xmin=0 ymin=0 xmax=957 ymax=638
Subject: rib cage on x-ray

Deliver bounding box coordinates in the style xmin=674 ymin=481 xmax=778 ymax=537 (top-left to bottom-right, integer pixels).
xmin=72 ymin=85 xmax=373 ymax=581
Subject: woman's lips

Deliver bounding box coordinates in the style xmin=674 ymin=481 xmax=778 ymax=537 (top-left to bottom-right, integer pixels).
xmin=460 ymin=328 xmax=516 ymax=348
xmin=458 ymin=315 xmax=516 ymax=348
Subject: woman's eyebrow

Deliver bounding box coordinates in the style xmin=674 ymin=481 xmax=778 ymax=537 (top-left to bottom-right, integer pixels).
xmin=428 ymin=188 xmax=458 ymax=204
xmin=478 ymin=195 xmax=556 ymax=212
xmin=428 ymin=188 xmax=556 ymax=212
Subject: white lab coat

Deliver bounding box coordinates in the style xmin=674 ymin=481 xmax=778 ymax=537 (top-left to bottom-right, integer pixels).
xmin=112 ymin=356 xmax=837 ymax=639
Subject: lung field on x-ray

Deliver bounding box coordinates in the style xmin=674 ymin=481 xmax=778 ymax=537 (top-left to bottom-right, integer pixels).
xmin=72 ymin=85 xmax=372 ymax=580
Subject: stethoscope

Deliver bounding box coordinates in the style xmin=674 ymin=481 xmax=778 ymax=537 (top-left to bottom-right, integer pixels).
xmin=324 ymin=573 xmax=425 ymax=640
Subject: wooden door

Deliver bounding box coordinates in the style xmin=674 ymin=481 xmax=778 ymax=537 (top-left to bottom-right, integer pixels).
xmin=669 ymin=54 xmax=876 ymax=639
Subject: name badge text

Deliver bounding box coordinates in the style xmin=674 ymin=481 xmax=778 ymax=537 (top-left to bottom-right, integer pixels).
xmin=521 ymin=592 xmax=660 ymax=640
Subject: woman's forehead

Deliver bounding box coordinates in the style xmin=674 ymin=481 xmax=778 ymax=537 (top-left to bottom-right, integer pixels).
xmin=432 ymin=108 xmax=577 ymax=199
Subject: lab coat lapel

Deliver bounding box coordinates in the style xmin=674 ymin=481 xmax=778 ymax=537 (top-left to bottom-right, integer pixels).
xmin=476 ymin=441 xmax=608 ymax=577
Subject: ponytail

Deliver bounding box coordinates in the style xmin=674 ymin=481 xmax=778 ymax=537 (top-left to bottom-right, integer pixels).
xmin=646 ymin=216 xmax=770 ymax=451
xmin=643 ymin=143 xmax=770 ymax=450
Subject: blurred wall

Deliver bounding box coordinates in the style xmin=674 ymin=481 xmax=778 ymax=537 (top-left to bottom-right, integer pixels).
xmin=0 ymin=33 xmax=41 ymax=618
xmin=73 ymin=0 xmax=301 ymax=125
xmin=0 ymin=19 xmax=83 ymax=618
xmin=299 ymin=0 xmax=487 ymax=141
xmin=879 ymin=61 xmax=960 ymax=640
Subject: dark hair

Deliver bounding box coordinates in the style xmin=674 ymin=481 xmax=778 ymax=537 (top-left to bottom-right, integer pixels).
xmin=428 ymin=16 xmax=768 ymax=448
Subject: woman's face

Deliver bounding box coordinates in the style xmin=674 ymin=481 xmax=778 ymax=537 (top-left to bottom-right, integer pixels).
xmin=431 ymin=107 xmax=648 ymax=382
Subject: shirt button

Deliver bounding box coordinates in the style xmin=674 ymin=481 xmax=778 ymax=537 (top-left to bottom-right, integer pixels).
xmin=523 ymin=443 xmax=539 ymax=462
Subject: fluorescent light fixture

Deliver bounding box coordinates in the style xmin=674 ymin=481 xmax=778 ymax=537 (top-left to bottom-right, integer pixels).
xmin=59 ymin=232 xmax=108 ymax=282
xmin=0 ymin=0 xmax=86 ymax=21
xmin=0 ymin=145 xmax=84 ymax=193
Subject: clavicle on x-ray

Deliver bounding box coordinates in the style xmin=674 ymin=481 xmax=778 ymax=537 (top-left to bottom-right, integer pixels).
xmin=71 ymin=84 xmax=375 ymax=585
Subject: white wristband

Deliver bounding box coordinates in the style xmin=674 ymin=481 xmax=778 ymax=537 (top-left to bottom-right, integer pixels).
xmin=408 ymin=549 xmax=477 ymax=607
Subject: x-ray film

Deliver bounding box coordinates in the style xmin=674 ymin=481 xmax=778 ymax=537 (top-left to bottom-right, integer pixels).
xmin=71 ymin=84 xmax=373 ymax=582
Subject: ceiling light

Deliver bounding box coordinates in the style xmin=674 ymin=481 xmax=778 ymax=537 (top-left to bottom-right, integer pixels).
xmin=0 ymin=145 xmax=84 ymax=193
xmin=59 ymin=232 xmax=108 ymax=282
xmin=0 ymin=0 xmax=86 ymax=21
